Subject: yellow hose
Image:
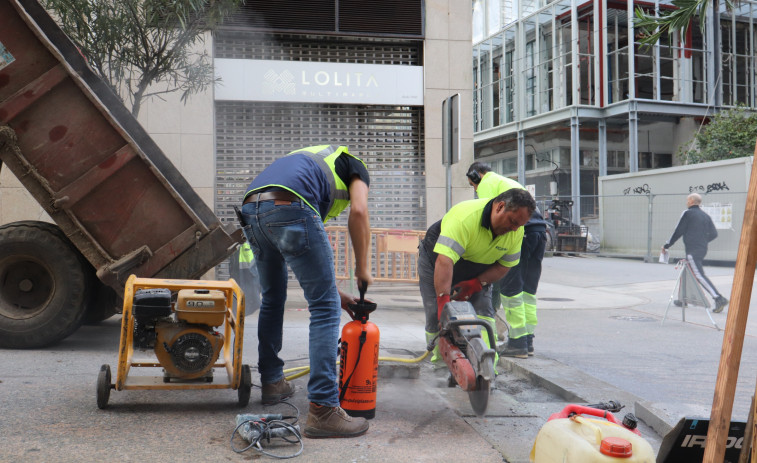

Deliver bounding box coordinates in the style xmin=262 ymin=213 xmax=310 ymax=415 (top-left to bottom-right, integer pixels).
xmin=283 ymin=350 xmax=431 ymax=381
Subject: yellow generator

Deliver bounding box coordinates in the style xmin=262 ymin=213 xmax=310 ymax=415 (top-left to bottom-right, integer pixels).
xmin=96 ymin=276 xmax=251 ymax=408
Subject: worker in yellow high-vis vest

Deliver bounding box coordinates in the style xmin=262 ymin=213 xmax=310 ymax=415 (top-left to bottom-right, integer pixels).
xmin=418 ymin=188 xmax=535 ymax=367
xmin=231 ymin=241 xmax=261 ymax=315
xmin=466 ymin=162 xmax=548 ymax=359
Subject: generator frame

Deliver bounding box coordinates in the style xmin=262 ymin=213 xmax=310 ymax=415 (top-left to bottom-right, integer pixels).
xmin=96 ymin=275 xmax=251 ymax=408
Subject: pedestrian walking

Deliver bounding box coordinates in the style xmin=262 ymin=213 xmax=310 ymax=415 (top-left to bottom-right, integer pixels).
xmin=663 ymin=193 xmax=728 ymax=313
xmin=240 ymin=144 xmax=373 ymax=438
xmin=466 ymin=162 xmax=548 ymax=358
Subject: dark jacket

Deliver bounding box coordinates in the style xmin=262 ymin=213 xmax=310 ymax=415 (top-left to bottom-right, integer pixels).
xmin=664 ymin=205 xmax=718 ymax=256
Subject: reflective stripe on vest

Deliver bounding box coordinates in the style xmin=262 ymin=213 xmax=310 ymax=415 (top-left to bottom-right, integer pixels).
xmin=286 ymin=145 xmax=365 ymax=223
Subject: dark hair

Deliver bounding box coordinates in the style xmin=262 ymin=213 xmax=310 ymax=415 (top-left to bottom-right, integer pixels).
xmin=467 ymin=162 xmax=491 ymax=176
xmin=495 ymin=188 xmax=536 ymax=215
xmin=466 ymin=162 xmax=491 ymax=185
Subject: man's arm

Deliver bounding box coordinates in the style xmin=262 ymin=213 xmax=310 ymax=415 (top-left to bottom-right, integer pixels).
xmin=434 ymin=254 xmax=455 ymax=296
xmin=706 ymin=216 xmax=718 ymax=242
xmin=477 ymin=262 xmax=510 ymax=286
xmin=664 ymin=210 xmax=688 ymax=249
xmin=347 ymin=178 xmax=373 ymax=287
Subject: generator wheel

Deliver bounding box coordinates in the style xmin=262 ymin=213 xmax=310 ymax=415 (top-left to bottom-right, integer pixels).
xmin=238 ymin=364 xmax=252 ymax=407
xmin=0 ymin=221 xmax=91 ymax=348
xmin=97 ymin=364 xmax=112 ymax=409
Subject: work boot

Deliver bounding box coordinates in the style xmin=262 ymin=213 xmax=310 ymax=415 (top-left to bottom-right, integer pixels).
xmin=425 ymin=331 xmax=444 ymax=368
xmin=261 ymin=377 xmax=294 ymax=404
xmin=526 ymin=334 xmax=534 ymax=356
xmin=498 ymin=336 xmax=528 ymax=359
xmin=303 ymin=403 xmax=369 ymax=438
xmin=713 ymin=296 xmax=729 ymax=313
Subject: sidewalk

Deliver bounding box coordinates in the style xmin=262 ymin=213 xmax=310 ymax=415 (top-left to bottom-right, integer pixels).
xmin=281 ymin=254 xmax=757 ymax=461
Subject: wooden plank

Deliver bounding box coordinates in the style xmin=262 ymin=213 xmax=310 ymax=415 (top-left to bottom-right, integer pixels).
xmin=704 ymin=142 xmax=757 ymax=462
xmin=53 ymin=144 xmax=136 ymax=207
xmin=0 ymin=63 xmax=67 ymax=121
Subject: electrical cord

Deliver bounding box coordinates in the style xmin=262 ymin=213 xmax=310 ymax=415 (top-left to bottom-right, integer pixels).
xmin=230 ymin=401 xmax=303 ymax=459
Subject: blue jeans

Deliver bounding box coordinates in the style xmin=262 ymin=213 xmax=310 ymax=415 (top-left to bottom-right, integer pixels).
xmin=241 ymin=199 xmax=341 ymax=407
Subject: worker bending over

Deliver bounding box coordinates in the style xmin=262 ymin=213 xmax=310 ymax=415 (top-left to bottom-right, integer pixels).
xmin=418 ymin=189 xmax=535 ymax=364
xmin=240 ymin=145 xmax=373 ymax=439
xmin=466 ymin=162 xmax=548 ymax=358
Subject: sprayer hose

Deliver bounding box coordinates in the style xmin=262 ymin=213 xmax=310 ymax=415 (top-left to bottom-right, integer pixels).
xmin=283 ymin=350 xmax=431 ymax=381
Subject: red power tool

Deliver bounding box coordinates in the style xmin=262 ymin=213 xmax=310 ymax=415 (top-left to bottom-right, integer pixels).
xmin=437 ymin=300 xmax=496 ymax=416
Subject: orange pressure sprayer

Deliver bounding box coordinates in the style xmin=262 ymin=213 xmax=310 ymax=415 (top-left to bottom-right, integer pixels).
xmin=338 ymin=281 xmax=379 ymax=419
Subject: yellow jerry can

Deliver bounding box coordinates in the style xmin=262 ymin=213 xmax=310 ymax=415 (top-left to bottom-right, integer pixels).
xmin=531 ymin=405 xmax=656 ymax=463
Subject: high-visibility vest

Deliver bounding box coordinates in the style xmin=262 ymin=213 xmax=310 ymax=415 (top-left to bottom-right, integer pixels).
xmin=239 ymin=242 xmax=254 ymax=266
xmin=244 ymin=145 xmax=366 ymax=223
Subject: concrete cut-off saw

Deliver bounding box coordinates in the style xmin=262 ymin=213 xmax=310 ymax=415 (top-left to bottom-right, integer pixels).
xmin=437 ymin=300 xmax=496 ymax=416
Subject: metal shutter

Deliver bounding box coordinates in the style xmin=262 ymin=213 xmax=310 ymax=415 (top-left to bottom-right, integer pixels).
xmin=214 ymin=32 xmax=425 ymax=278
xmin=215 ymin=101 xmax=425 ymax=231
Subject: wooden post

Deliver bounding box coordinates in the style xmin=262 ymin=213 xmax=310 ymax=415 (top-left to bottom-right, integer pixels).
xmin=738 ymin=395 xmax=754 ymax=463
xmin=704 ymin=144 xmax=757 ymax=462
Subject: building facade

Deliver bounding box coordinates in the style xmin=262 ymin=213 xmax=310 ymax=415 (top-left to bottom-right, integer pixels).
xmin=0 ymin=1 xmax=474 ymax=275
xmin=472 ymin=0 xmax=757 ymax=222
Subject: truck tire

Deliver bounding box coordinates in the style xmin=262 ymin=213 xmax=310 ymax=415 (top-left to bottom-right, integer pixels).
xmin=0 ymin=221 xmax=91 ymax=348
xmin=82 ymin=274 xmax=121 ymax=325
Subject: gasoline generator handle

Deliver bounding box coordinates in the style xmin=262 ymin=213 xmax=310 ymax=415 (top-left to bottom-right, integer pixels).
xmin=443 ymin=319 xmax=496 ymax=348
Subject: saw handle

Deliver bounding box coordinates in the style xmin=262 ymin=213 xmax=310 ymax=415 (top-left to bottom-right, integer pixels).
xmin=441 ymin=319 xmax=496 ymax=349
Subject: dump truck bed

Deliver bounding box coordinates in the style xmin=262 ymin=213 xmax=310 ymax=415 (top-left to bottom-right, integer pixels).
xmin=0 ymin=0 xmax=240 ymax=291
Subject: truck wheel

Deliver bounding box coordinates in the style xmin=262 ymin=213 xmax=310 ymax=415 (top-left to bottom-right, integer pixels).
xmin=0 ymin=221 xmax=91 ymax=348
xmin=82 ymin=276 xmax=121 ymax=325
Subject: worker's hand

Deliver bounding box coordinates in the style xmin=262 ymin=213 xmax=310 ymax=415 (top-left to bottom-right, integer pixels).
xmin=436 ymin=294 xmax=450 ymax=320
xmin=450 ymin=278 xmax=483 ymax=301
xmin=338 ymin=289 xmax=358 ymax=311
xmin=354 ymin=268 xmax=374 ymax=291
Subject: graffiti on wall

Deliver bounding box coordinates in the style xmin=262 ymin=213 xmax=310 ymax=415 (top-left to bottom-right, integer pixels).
xmin=689 ymin=182 xmax=730 ymax=194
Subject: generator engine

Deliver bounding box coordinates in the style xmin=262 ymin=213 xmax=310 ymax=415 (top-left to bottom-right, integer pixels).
xmin=133 ymin=288 xmax=225 ymax=381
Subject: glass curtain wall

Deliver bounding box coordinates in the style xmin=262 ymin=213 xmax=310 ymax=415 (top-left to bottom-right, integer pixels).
xmin=473 ymin=0 xmax=573 ymax=132
xmin=721 ymin=0 xmax=757 ymax=107
xmin=474 ymin=0 xmax=757 ymax=132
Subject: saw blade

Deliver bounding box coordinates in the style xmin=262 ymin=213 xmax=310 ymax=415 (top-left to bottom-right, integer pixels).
xmin=468 ymin=376 xmax=490 ymax=416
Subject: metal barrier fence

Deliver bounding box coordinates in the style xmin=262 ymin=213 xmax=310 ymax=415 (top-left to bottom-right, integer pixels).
xmin=574 ymin=191 xmax=746 ymax=262
xmin=326 ymin=227 xmax=426 ymax=283
xmin=326 ymin=190 xmax=745 ymax=284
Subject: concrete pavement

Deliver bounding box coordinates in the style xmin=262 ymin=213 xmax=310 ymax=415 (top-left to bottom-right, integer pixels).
xmin=2 ymin=254 xmax=754 ymax=462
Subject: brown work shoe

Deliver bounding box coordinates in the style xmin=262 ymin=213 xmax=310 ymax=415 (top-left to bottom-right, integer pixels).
xmin=303 ymin=403 xmax=369 ymax=438
xmin=261 ymin=377 xmax=294 ymax=404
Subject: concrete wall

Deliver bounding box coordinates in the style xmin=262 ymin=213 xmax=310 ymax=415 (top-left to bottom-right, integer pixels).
xmin=598 ymin=157 xmax=752 ymax=261
xmin=423 ymin=0 xmax=474 ymax=226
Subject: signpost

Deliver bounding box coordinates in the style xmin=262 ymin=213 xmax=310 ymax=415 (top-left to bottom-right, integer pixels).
xmin=442 ymin=93 xmax=460 ymax=210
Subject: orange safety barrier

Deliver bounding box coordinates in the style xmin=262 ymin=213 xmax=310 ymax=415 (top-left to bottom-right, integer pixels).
xmin=326 ymin=227 xmax=426 ymax=283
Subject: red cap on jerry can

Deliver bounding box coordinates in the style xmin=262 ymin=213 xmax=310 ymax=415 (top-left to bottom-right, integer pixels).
xmin=600 ymin=437 xmax=633 ymax=458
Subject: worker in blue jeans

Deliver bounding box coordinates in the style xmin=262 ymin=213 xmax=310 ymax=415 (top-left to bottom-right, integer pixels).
xmin=240 ymin=145 xmax=372 ymax=439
